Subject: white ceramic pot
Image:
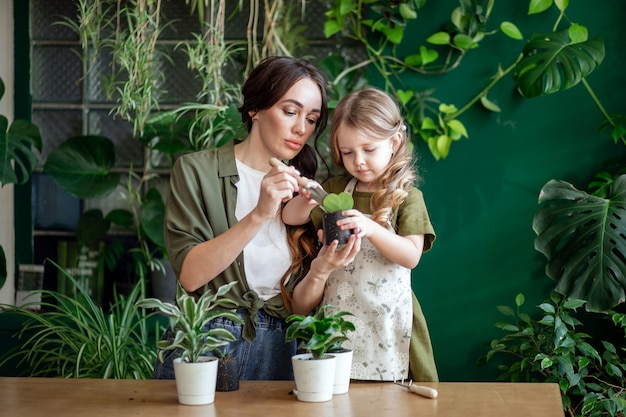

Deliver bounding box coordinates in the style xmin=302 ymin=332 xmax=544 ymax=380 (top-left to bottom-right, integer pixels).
xmin=330 ymin=349 xmax=353 ymax=394
xmin=291 ymin=353 xmax=336 ymax=402
xmin=173 ymin=356 xmax=218 ymax=405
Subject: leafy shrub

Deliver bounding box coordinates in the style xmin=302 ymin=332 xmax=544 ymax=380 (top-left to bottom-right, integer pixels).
xmin=479 ymin=292 xmax=626 ymax=417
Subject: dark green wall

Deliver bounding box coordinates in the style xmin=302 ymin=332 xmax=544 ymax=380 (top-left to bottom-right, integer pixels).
xmin=402 ymin=1 xmax=626 ymax=381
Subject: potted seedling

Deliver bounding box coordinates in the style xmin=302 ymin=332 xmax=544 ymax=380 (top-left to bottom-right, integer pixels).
xmin=213 ymin=345 xmax=239 ymax=392
xmin=321 ymin=192 xmax=355 ymax=245
xmin=285 ymin=305 xmax=355 ymax=402
xmin=136 ymin=281 xmax=243 ymax=405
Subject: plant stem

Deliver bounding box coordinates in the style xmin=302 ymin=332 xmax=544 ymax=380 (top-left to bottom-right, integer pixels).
xmin=451 ymin=56 xmax=521 ymax=120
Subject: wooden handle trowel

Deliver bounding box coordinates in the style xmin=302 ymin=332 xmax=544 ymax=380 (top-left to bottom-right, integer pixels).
xmin=269 ymin=157 xmax=328 ymax=209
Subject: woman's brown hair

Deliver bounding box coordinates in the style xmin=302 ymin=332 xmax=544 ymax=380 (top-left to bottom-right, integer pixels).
xmin=238 ymin=56 xmax=328 ymax=311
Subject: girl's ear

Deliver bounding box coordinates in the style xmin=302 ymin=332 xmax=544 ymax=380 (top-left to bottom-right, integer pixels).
xmin=249 ymin=110 xmax=258 ymax=121
xmin=391 ymin=132 xmax=402 ymax=153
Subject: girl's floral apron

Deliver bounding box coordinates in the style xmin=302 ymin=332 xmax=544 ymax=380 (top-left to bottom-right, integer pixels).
xmin=322 ymin=179 xmax=412 ymax=381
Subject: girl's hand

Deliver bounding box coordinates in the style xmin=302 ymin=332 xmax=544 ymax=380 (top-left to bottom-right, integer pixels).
xmin=337 ymin=209 xmax=375 ymax=238
xmin=296 ymin=187 xmax=321 ymax=207
xmin=255 ymin=164 xmax=299 ymax=220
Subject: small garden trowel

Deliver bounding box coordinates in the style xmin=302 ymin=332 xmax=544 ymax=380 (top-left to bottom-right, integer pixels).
xmin=269 ymin=157 xmax=328 ymax=210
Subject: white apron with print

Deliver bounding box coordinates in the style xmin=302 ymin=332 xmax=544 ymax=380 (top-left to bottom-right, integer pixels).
xmin=322 ymin=179 xmax=412 ymax=381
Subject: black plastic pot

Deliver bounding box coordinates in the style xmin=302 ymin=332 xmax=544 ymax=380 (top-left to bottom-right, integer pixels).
xmin=322 ymin=211 xmax=353 ymax=245
xmin=216 ymin=357 xmax=239 ymax=392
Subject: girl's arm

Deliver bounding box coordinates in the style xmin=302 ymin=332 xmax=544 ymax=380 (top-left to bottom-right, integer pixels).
xmin=337 ymin=210 xmax=425 ymax=269
xmin=290 ymin=232 xmax=361 ymax=315
xmin=281 ymin=194 xmax=316 ymax=225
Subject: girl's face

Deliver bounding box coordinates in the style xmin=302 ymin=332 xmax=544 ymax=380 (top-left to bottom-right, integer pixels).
xmin=249 ymin=78 xmax=322 ymax=161
xmin=335 ymin=123 xmax=399 ymax=191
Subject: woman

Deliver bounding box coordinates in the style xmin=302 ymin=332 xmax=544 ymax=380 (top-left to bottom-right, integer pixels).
xmin=153 ymin=56 xmax=361 ymax=380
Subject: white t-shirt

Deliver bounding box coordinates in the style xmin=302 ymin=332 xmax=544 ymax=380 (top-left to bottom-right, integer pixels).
xmin=234 ymin=160 xmax=292 ymax=301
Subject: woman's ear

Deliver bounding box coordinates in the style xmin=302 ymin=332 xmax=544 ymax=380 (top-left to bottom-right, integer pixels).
xmin=249 ymin=110 xmax=258 ymax=121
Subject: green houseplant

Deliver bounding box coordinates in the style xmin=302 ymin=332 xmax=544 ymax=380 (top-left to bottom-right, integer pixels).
xmin=479 ymin=292 xmax=626 ymax=417
xmin=286 ymin=305 xmax=355 ymax=402
xmin=135 ymin=280 xmax=243 ymax=405
xmin=321 ymin=192 xmax=355 ymax=245
xmin=213 ymin=344 xmax=239 ymax=392
xmin=0 ymin=261 xmax=161 ymax=379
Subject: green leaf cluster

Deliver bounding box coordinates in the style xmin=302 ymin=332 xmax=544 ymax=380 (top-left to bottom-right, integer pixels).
xmin=322 ymin=192 xmax=355 ymax=212
xmin=533 ymin=175 xmax=626 ymax=312
xmin=285 ymin=305 xmax=355 ymax=359
xmin=480 ymin=292 xmax=626 ymax=417
xmin=0 ymin=262 xmax=161 ymax=379
xmin=136 ymin=281 xmax=243 ymax=364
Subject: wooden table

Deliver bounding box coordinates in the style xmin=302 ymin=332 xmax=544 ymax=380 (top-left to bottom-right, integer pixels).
xmin=0 ymin=377 xmax=564 ymax=417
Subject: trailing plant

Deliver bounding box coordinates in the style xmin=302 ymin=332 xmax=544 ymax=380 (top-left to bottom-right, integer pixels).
xmin=285 ymin=305 xmax=355 ymax=359
xmin=136 ymin=281 xmax=243 ymax=364
xmin=479 ymin=292 xmax=626 ymax=417
xmin=323 ymin=0 xmax=625 ymax=160
xmin=0 ymin=261 xmax=162 ymax=379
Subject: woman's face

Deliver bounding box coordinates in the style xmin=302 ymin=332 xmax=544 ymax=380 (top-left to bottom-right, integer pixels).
xmin=249 ymin=78 xmax=322 ymax=161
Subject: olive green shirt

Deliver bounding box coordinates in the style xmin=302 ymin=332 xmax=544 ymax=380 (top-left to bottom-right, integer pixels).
xmin=164 ymin=141 xmax=302 ymax=343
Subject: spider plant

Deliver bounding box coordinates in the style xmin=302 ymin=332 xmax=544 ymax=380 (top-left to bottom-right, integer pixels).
xmin=0 ymin=261 xmax=162 ymax=379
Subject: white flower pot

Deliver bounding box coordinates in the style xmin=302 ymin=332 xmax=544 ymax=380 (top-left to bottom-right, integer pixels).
xmin=330 ymin=349 xmax=353 ymax=394
xmin=291 ymin=353 xmax=336 ymax=402
xmin=173 ymin=356 xmax=218 ymax=405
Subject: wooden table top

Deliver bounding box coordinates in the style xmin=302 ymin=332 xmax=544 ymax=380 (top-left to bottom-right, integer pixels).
xmin=0 ymin=377 xmax=564 ymax=417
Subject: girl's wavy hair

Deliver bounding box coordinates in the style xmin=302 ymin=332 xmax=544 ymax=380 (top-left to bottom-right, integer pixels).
xmin=330 ymin=87 xmax=420 ymax=227
xmin=238 ymin=56 xmax=328 ymax=311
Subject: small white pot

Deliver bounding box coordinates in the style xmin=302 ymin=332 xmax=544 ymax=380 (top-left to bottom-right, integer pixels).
xmin=291 ymin=353 xmax=336 ymax=402
xmin=173 ymin=356 xmax=218 ymax=405
xmin=330 ymin=349 xmax=353 ymax=394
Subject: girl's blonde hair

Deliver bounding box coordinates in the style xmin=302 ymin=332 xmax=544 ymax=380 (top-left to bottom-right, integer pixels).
xmin=330 ymin=88 xmax=419 ymax=227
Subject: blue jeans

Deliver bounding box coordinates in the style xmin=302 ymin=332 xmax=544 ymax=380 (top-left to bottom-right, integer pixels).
xmin=153 ymin=309 xmax=296 ymax=380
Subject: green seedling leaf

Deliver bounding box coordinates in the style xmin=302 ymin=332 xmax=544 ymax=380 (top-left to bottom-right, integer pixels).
xmin=322 ymin=192 xmax=354 ymax=212
xmin=501 ymin=21 xmax=523 ymax=40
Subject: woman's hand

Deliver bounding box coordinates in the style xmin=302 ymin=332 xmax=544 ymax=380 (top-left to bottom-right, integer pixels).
xmin=312 ymin=229 xmax=361 ymax=275
xmin=254 ymin=164 xmax=300 ymax=220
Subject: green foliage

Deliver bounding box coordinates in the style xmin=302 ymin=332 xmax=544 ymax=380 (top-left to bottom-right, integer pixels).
xmin=136 ymin=281 xmax=243 ymax=364
xmin=322 ymin=0 xmax=624 ymax=160
xmin=516 ymin=29 xmax=605 ymax=98
xmin=285 ymin=305 xmax=355 ymax=359
xmin=322 ymin=192 xmax=355 ymax=213
xmin=0 ymin=263 xmax=161 ymax=379
xmin=480 ymin=292 xmax=626 ymax=417
xmin=43 ymin=135 xmax=120 ymax=199
xmin=533 ymin=175 xmax=626 ymax=312
xmin=0 ymin=80 xmax=42 ymax=187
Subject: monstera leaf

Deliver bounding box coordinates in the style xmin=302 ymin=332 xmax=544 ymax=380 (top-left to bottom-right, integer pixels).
xmin=533 ymin=175 xmax=626 ymax=312
xmin=43 ymin=135 xmax=121 ymax=199
xmin=0 ymin=116 xmax=42 ymax=186
xmin=516 ymin=29 xmax=604 ymax=98
xmin=140 ymin=187 xmax=166 ymax=251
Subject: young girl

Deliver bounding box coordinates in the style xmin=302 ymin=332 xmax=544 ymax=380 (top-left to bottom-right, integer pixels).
xmin=282 ymin=87 xmax=437 ymax=381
